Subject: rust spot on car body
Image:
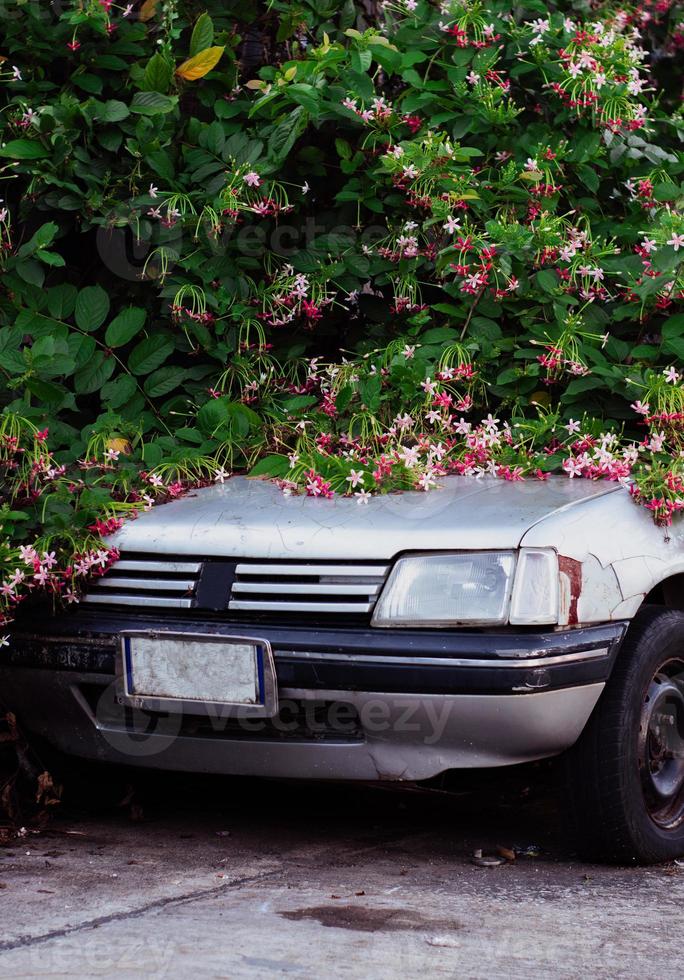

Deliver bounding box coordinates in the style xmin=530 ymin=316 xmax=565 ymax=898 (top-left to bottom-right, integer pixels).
xmin=558 ymin=556 xmax=583 ymax=625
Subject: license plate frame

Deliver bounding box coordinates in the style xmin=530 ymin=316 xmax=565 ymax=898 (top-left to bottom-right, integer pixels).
xmin=117 ymin=630 xmax=278 ymax=718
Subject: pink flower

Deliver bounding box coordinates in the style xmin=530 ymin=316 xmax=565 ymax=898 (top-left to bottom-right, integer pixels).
xmin=243 ymin=172 xmax=262 ymax=188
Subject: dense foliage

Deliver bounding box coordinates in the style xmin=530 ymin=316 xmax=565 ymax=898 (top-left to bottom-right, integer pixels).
xmin=1 ymin=0 xmax=684 ymax=633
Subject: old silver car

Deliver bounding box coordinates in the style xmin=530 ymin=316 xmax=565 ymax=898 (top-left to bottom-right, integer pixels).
xmin=3 ymin=475 xmax=684 ymax=863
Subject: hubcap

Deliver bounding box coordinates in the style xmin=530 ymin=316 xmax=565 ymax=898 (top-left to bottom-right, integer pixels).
xmin=639 ymin=660 xmax=684 ymax=830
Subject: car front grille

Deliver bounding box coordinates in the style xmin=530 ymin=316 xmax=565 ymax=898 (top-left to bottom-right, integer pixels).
xmin=82 ymin=556 xmax=202 ymax=609
xmin=228 ymin=561 xmax=390 ymax=616
xmin=83 ymin=554 xmax=390 ymax=617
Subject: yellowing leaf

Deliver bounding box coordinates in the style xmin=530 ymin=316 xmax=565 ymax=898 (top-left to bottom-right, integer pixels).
xmin=139 ymin=0 xmax=158 ymax=22
xmin=107 ymin=437 xmax=133 ymax=456
xmin=175 ymin=46 xmax=225 ymax=82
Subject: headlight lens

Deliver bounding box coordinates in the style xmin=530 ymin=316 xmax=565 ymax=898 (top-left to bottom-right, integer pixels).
xmin=509 ymin=548 xmax=558 ymax=625
xmin=372 ymin=552 xmax=516 ymax=627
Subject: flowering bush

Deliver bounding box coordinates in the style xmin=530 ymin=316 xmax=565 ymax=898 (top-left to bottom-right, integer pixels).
xmin=1 ymin=0 xmax=684 ymax=636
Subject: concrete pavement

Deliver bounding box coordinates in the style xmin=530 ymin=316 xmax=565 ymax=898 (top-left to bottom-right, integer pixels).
xmin=0 ymin=770 xmax=680 ymax=978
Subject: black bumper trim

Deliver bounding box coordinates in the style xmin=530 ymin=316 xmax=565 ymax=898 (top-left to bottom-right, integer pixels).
xmin=4 ymin=610 xmax=628 ymax=696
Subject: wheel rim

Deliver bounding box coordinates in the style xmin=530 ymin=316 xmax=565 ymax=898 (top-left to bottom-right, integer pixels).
xmin=639 ymin=659 xmax=684 ymax=831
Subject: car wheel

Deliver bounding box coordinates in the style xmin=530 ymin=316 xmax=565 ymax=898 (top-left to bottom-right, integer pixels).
xmin=564 ymin=606 xmax=684 ymax=864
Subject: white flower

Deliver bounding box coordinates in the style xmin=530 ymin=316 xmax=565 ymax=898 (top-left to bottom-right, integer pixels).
xmin=417 ymin=471 xmax=438 ymax=491
xmin=641 ymin=237 xmax=657 ymax=254
xmin=565 ymin=419 xmax=581 ymax=434
xmin=149 ymin=184 xmax=158 ymax=199
xmin=355 ymin=490 xmax=371 ymax=504
xmin=630 ymin=400 xmax=650 ymax=416
xmin=12 ymin=66 xmax=22 ymax=81
xmin=399 ymin=446 xmax=420 ymax=468
xmin=402 ymin=345 xmax=416 ymax=359
xmin=663 ymin=367 xmax=681 ymax=384
xmin=402 ymin=164 xmax=418 ymax=179
xmin=563 ymin=458 xmax=583 ymax=478
xmin=0 ymin=636 xmax=9 ymax=649
xmin=466 ymin=71 xmax=480 ymax=85
xmin=443 ymin=215 xmax=460 ymax=234
xmin=346 ymin=469 xmax=365 ymax=488
xmin=213 ymin=467 xmax=230 ymax=483
xmin=667 ymin=233 xmax=684 ymax=252
xmin=301 ymin=181 xmax=310 ymax=194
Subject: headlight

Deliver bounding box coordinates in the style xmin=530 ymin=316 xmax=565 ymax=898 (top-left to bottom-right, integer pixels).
xmin=372 ymin=552 xmax=516 ymax=627
xmin=509 ymin=548 xmax=558 ymax=625
xmin=372 ymin=549 xmax=559 ymax=628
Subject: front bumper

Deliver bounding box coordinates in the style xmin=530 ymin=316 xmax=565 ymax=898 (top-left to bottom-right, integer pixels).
xmin=0 ymin=610 xmax=627 ymax=780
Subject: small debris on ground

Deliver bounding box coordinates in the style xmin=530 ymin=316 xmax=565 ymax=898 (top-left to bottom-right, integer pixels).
xmin=471 ymin=848 xmax=506 ymax=868
xmin=426 ymin=934 xmax=460 ymax=948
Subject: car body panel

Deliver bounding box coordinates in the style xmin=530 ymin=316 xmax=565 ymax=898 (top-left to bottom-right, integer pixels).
xmin=110 ymin=475 xmax=620 ymax=559
xmin=521 ymin=489 xmax=684 ymax=623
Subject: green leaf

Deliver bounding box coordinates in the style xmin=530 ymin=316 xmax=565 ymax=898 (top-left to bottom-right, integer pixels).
xmin=75 ymin=286 xmax=110 ymax=332
xmin=130 ymin=91 xmax=178 ymax=116
xmin=100 ymin=100 xmax=130 ymax=123
xmin=536 ymin=270 xmax=558 ymax=293
xmin=359 ymin=374 xmax=382 ymax=412
xmin=264 ymin=107 xmax=308 ymax=170
xmin=335 ymin=138 xmax=352 ymax=161
xmin=73 ymin=352 xmax=116 ymax=394
xmin=143 ymin=53 xmax=173 ymax=93
xmin=577 ymin=164 xmax=599 ymax=193
xmin=72 ymin=73 xmax=102 ymax=94
xmin=663 ymin=336 xmax=684 ymax=360
xmin=105 ymin=307 xmax=146 ymax=348
xmin=128 ymin=334 xmax=174 ymax=375
xmin=102 ymin=374 xmax=138 ymax=409
xmin=144 ymin=365 xmax=186 ymax=397
xmin=249 ymin=454 xmax=290 ymax=478
xmin=190 ymin=12 xmax=214 ymax=56
xmin=662 ymin=314 xmax=684 ymax=340
xmin=0 ymin=139 xmax=49 ymax=160
xmin=16 ymin=222 xmax=58 ymax=258
xmin=287 ymin=83 xmax=320 ymax=115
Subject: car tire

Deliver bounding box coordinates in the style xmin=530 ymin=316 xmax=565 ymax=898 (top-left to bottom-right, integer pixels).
xmin=564 ymin=605 xmax=684 ymax=864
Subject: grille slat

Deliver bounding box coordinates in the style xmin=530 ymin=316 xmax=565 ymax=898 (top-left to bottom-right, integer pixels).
xmin=82 ymin=594 xmax=195 ymax=609
xmin=114 ymin=560 xmax=202 ymax=574
xmin=228 ymin=560 xmax=389 ymax=615
xmin=234 ymin=563 xmax=388 ymax=578
xmin=231 ymin=582 xmax=383 ymax=597
xmin=96 ymin=577 xmax=196 ymax=593
xmin=83 ymin=554 xmax=202 ymax=609
xmin=84 ymin=554 xmax=389 ymax=617
xmin=229 ymin=600 xmax=376 ymax=614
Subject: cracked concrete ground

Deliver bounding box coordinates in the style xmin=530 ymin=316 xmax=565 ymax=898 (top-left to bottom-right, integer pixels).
xmin=0 ymin=767 xmax=681 ymax=979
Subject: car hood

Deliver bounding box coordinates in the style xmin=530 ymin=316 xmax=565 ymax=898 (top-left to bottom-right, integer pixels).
xmin=109 ymin=475 xmax=621 ymax=560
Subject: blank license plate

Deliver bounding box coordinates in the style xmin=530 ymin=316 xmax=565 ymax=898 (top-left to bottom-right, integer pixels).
xmin=119 ymin=631 xmax=276 ymax=716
